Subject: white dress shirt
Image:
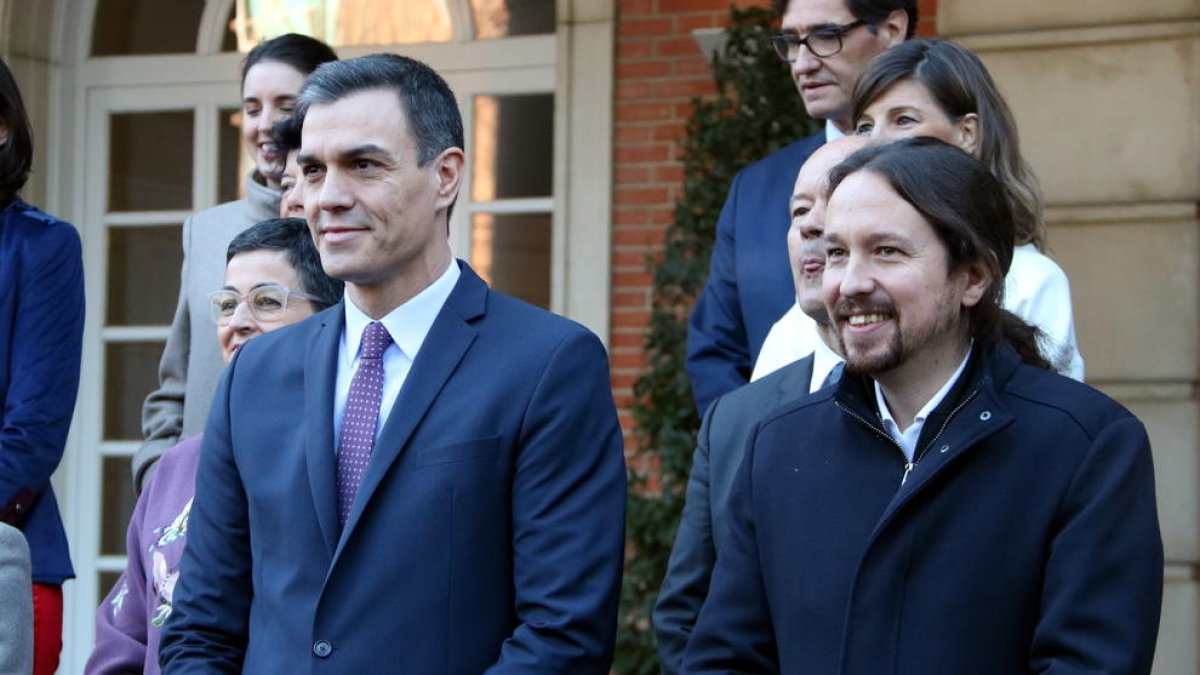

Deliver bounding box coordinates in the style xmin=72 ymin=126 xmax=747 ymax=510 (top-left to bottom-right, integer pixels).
xmin=875 ymin=345 xmax=973 ymax=462
xmin=333 ymin=260 xmax=461 ymax=445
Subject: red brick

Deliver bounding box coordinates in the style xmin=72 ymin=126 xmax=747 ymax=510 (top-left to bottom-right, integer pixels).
xmin=613 ymin=290 xmax=649 ymax=306
xmin=675 ymin=58 xmax=711 ymax=78
xmin=649 ymin=208 xmax=676 ymax=226
xmin=615 ymin=125 xmax=655 ymax=143
xmin=611 ymin=352 xmax=649 ymax=369
xmin=609 ymin=331 xmax=646 ymax=349
xmin=613 ymin=228 xmax=664 ymax=246
xmin=616 ymin=80 xmax=656 ymax=100
xmin=620 ymin=17 xmax=673 ymax=37
xmin=652 ymin=123 xmax=687 ymax=141
xmin=615 ymin=165 xmax=651 ymax=184
xmin=673 ymin=101 xmax=697 ymax=118
xmin=615 ymin=144 xmax=670 ymax=163
xmin=615 ymin=186 xmax=669 ymax=205
xmin=677 ymin=13 xmax=721 ymax=32
xmin=656 ymin=35 xmax=703 ymax=58
xmin=617 ymin=38 xmax=654 ymax=59
xmin=653 ymin=164 xmax=685 ymax=183
xmin=617 ymin=60 xmax=672 ymax=79
xmin=619 ymin=0 xmax=656 ymax=15
xmin=659 ymin=78 xmax=717 ymax=98
xmin=611 ymin=251 xmax=648 ymax=269
xmin=660 ymin=0 xmax=729 ymax=10
xmin=615 ymin=102 xmax=673 ymax=122
xmin=613 ymin=208 xmax=650 ymax=226
xmin=613 ymin=271 xmax=655 ymax=287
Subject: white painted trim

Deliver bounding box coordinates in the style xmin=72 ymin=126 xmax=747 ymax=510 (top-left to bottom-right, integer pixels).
xmin=101 ymin=327 xmax=174 ymax=341
xmin=465 ymin=197 xmax=555 ymax=214
xmin=198 ymin=0 xmax=236 ymax=54
xmin=98 ymin=441 xmax=141 ymax=456
xmin=103 ymin=211 xmax=194 ymax=226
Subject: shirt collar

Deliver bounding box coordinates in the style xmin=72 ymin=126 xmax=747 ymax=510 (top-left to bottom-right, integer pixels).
xmin=825 ymin=119 xmax=846 ymax=142
xmin=342 ymin=259 xmax=461 ymax=361
xmin=875 ymin=341 xmax=974 ymax=435
xmin=809 ymin=331 xmax=843 ymax=394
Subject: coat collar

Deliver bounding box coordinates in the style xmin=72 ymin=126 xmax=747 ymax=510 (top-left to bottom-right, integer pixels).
xmin=832 ymin=340 xmax=1029 ymax=534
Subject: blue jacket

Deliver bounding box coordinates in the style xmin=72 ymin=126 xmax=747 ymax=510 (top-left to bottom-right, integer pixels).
xmin=685 ymin=341 xmax=1163 ymax=674
xmin=686 ymin=130 xmax=825 ymax=414
xmin=0 ymin=199 xmax=84 ymax=584
xmin=161 ymin=262 xmax=627 ymax=674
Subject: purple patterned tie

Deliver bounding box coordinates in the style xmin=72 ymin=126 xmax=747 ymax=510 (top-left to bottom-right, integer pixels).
xmin=336 ymin=320 xmax=392 ymax=529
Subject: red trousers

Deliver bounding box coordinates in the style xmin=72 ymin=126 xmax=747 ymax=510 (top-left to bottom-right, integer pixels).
xmin=32 ymin=583 xmax=62 ymax=675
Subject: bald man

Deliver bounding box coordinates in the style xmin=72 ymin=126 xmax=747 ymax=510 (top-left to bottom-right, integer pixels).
xmin=653 ymin=136 xmax=870 ymax=674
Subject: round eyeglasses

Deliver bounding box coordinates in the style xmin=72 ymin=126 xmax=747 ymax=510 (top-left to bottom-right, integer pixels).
xmin=208 ymin=285 xmax=318 ymax=326
xmin=770 ymin=20 xmax=867 ymax=61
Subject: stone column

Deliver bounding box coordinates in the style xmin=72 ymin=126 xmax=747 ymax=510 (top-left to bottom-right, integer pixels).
xmin=941 ymin=2 xmax=1200 ymax=672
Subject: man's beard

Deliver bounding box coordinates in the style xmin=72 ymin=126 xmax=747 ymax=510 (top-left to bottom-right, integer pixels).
xmin=833 ymin=294 xmax=960 ymax=377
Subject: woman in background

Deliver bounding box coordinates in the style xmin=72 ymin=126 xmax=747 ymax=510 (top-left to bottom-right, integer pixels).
xmin=136 ymin=34 xmax=338 ymax=489
xmin=0 ymin=55 xmax=85 ymax=675
xmin=851 ymin=38 xmax=1084 ymax=379
xmin=86 ymin=218 xmax=343 ymax=675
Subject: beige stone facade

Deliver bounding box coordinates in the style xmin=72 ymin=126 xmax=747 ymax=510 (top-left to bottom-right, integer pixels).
xmin=944 ymin=1 xmax=1200 ymax=672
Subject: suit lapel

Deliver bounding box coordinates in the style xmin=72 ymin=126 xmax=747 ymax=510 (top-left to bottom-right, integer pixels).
xmin=335 ymin=263 xmax=487 ymax=554
xmin=304 ymin=306 xmax=344 ymax=558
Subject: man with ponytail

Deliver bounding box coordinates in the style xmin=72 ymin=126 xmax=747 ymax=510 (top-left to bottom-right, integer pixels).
xmin=684 ymin=138 xmax=1163 ymax=675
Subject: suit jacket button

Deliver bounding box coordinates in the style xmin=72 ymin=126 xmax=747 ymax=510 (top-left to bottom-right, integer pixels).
xmin=313 ymin=640 xmax=332 ymax=658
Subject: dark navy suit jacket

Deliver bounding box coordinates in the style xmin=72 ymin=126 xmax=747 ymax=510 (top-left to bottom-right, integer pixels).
xmin=686 ymin=130 xmax=826 ymax=414
xmin=161 ymin=262 xmax=628 ymax=674
xmin=685 ymin=342 xmax=1163 ymax=674
xmin=653 ymin=356 xmax=814 ymax=674
xmin=0 ymin=199 xmax=84 ymax=584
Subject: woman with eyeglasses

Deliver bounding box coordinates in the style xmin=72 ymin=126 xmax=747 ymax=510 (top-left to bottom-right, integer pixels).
xmin=851 ymin=38 xmax=1084 ymax=380
xmin=85 ymin=218 xmax=342 ymax=675
xmin=136 ymin=34 xmax=338 ymax=491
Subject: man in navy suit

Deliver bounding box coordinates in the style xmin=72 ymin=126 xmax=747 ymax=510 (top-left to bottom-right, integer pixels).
xmin=161 ymin=54 xmax=627 ymax=673
xmin=654 ymin=136 xmax=868 ymax=673
xmin=687 ymin=0 xmax=916 ymax=413
xmin=685 ymin=139 xmax=1162 ymax=674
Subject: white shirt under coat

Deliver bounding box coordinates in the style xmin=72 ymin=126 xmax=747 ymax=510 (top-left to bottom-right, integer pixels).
xmin=333 ymin=260 xmax=461 ymax=445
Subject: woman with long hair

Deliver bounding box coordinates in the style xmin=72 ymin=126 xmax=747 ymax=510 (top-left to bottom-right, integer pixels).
xmin=851 ymin=38 xmax=1083 ymax=379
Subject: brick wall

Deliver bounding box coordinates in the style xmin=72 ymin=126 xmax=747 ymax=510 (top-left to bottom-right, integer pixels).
xmin=609 ymin=0 xmax=939 ymax=448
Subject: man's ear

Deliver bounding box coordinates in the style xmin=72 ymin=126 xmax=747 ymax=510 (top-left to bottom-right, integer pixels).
xmin=956 ymin=113 xmax=980 ymax=155
xmin=432 ymin=146 xmax=465 ymax=212
xmin=958 ymin=256 xmax=993 ymax=309
xmin=877 ymin=9 xmax=910 ymax=48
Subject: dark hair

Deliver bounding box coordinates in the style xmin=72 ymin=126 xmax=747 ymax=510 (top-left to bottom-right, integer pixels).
xmin=851 ymin=39 xmax=1045 ymax=249
xmin=272 ymin=113 xmax=303 ymax=155
xmin=241 ymin=33 xmax=339 ymax=89
xmin=0 ymin=57 xmax=34 ymax=206
xmin=827 ymin=137 xmax=1050 ymax=369
xmin=226 ymin=217 xmax=343 ymax=311
xmin=297 ymin=53 xmax=464 ymax=167
xmin=774 ymin=0 xmax=918 ymax=39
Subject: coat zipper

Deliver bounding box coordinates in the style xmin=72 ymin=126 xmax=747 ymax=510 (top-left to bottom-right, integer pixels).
xmin=835 ymin=388 xmax=979 ymax=486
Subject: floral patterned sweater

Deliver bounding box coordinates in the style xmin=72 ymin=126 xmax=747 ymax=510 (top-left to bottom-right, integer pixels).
xmin=84 ymin=435 xmax=201 ymax=675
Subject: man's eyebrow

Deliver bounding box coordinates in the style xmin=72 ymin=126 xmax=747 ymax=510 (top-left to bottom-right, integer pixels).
xmin=296 ymin=152 xmax=317 ymax=166
xmin=340 ymin=143 xmax=390 ymax=159
xmin=783 ymin=22 xmax=841 ymax=36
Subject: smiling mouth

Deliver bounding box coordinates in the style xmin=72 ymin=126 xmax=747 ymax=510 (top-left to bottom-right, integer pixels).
xmin=847 ymin=313 xmax=888 ymax=327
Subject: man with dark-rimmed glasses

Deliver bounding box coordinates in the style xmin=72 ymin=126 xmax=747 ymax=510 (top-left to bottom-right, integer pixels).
xmin=686 ymin=0 xmax=917 ymax=418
